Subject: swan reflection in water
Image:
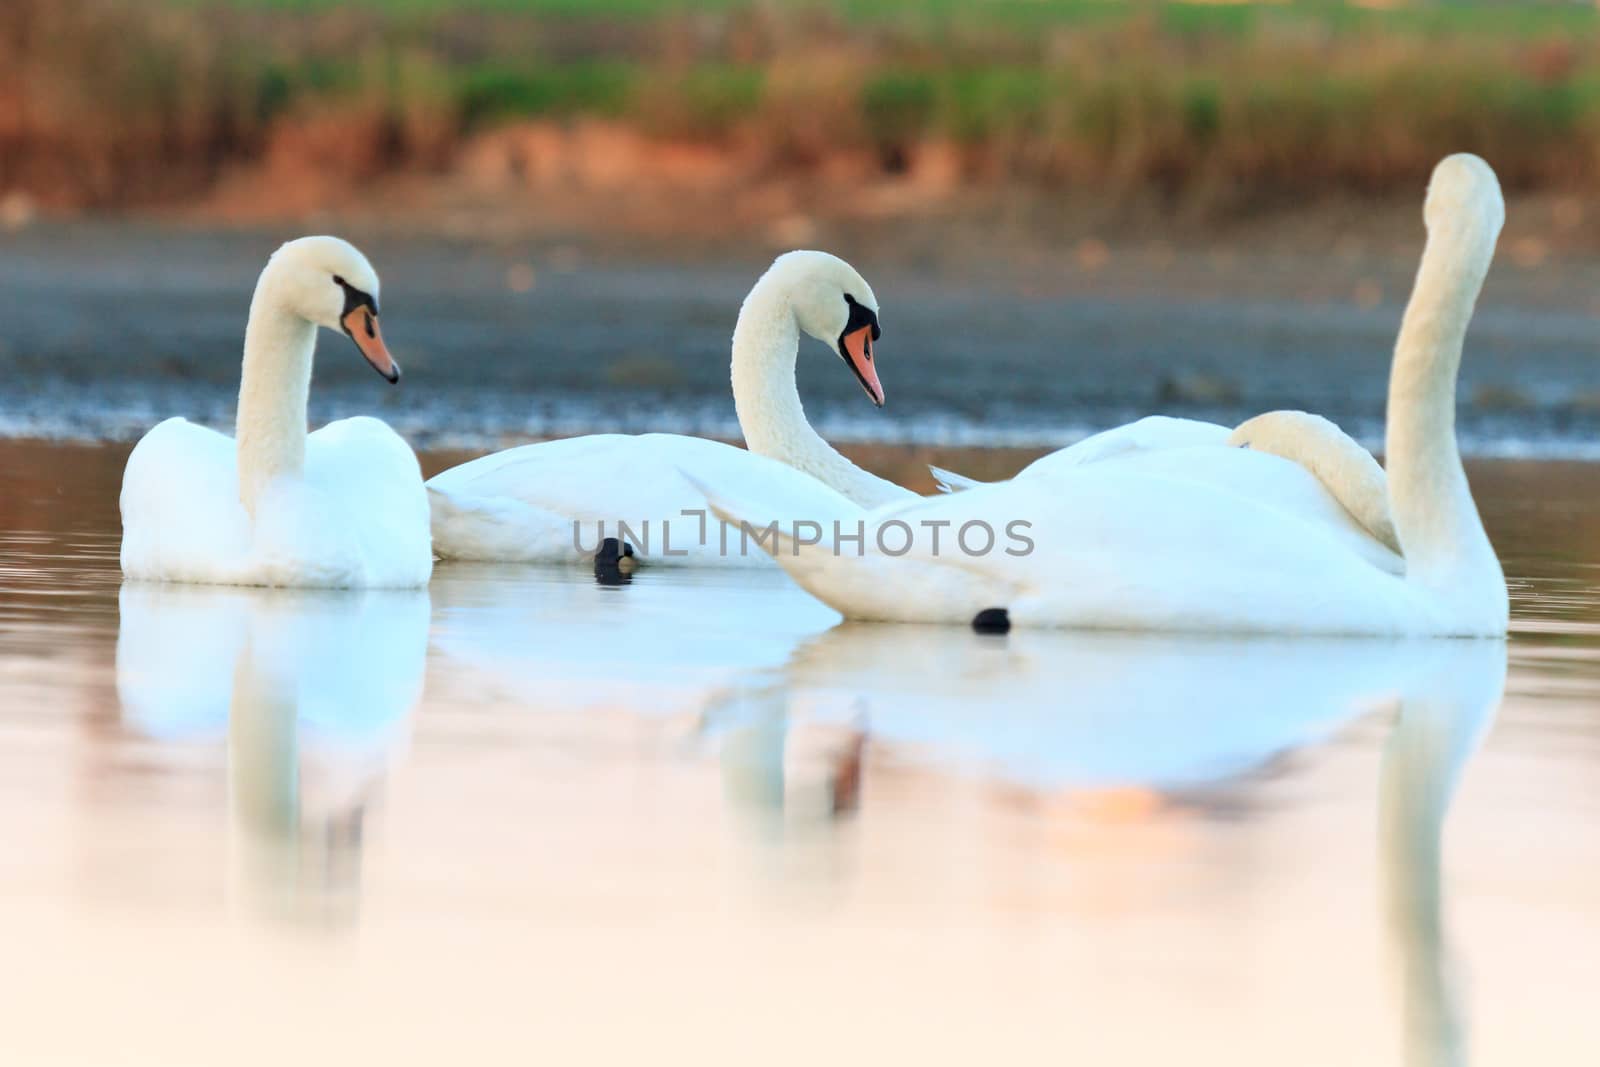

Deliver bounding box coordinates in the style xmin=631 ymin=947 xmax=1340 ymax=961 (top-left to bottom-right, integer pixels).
xmin=427 ymin=563 xmax=836 ymax=717
xmin=1379 ymin=642 xmax=1504 ymax=1067
xmin=720 ymin=625 xmax=1485 ymax=794
xmin=715 ymin=624 xmax=1505 ymax=1065
xmin=434 ymin=562 xmax=1501 ymax=1063
xmin=116 ymin=583 xmax=429 ymax=928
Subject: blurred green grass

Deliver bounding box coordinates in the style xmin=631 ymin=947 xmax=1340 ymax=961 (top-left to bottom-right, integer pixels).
xmin=169 ymin=0 xmax=1600 ymax=36
xmin=7 ymin=0 xmax=1600 ymax=208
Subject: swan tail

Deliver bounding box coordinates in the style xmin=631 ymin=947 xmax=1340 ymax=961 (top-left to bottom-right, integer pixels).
xmin=426 ymin=485 xmax=578 ymax=562
xmin=679 ymin=469 xmax=861 ymax=563
xmin=682 ymin=469 xmax=898 ymax=610
xmin=928 ymin=465 xmax=984 ymax=494
xmin=427 ymin=485 xmax=470 ymax=530
xmin=683 ymin=471 xmax=1011 ymax=623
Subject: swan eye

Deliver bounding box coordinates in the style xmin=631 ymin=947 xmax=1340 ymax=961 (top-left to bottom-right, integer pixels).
xmin=841 ymin=293 xmax=881 ymax=341
xmin=333 ymin=275 xmax=379 ymax=317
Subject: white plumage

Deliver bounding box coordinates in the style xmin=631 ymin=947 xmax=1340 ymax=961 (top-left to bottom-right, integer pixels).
xmin=694 ymin=154 xmax=1509 ymax=637
xmin=119 ymin=237 xmax=432 ymax=589
xmin=426 ymin=251 xmax=911 ymax=564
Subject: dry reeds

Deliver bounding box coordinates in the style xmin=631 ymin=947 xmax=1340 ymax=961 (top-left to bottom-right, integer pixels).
xmin=3 ymin=0 xmax=1599 ymax=211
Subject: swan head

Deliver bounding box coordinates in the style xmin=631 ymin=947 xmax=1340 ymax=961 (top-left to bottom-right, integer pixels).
xmin=769 ymin=250 xmax=885 ymax=408
xmin=1424 ymin=154 xmax=1505 ymax=242
xmin=265 ymin=236 xmax=399 ymax=383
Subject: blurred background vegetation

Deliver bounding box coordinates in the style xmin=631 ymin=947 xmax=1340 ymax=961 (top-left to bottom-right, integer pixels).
xmin=2 ymin=0 xmax=1598 ymax=222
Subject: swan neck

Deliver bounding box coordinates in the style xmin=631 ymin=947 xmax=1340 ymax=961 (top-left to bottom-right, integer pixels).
xmin=236 ymin=284 xmax=316 ymax=518
xmin=728 ymin=267 xmax=905 ymax=508
xmin=1384 ymin=214 xmax=1499 ymax=593
xmin=731 ymin=282 xmax=816 ymax=456
xmin=732 ymin=278 xmax=879 ymax=488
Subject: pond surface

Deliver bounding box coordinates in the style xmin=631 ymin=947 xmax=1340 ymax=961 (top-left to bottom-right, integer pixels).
xmin=5 ymin=222 xmax=1600 ymax=457
xmin=1 ymin=441 xmax=1598 ymax=1065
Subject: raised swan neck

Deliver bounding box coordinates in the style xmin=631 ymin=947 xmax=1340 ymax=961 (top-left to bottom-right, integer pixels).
xmin=730 ymin=271 xmax=903 ymax=508
xmin=236 ymin=270 xmax=318 ymax=519
xmin=1385 ymin=155 xmax=1506 ymax=625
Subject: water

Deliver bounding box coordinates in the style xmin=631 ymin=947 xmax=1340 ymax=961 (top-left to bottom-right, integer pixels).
xmin=6 ymin=222 xmax=1600 ymax=457
xmin=2 ymin=441 xmax=1599 ymax=1065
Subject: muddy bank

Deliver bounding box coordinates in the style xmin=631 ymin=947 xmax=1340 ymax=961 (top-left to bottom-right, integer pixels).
xmin=2 ymin=221 xmax=1599 ymax=456
xmin=7 ymin=2 xmax=1600 ymax=219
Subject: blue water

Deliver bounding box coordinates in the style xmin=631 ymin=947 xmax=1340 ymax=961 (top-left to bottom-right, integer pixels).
xmin=0 ymin=442 xmax=1597 ymax=1064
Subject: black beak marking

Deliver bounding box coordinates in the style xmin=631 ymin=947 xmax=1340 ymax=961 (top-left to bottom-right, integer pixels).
xmin=838 ymin=293 xmax=883 ymax=404
xmin=335 ymin=277 xmax=379 ymax=319
xmin=840 ymin=294 xmax=881 ymax=348
xmin=334 ymin=277 xmax=395 ymax=382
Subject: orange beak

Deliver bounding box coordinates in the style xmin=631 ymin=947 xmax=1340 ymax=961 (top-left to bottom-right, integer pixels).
xmin=342 ymin=305 xmax=400 ymax=383
xmin=841 ymin=324 xmax=884 ymax=408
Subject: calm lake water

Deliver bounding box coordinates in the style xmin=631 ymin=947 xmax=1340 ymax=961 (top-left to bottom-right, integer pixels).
xmin=6 ymin=222 xmax=1600 ymax=457
xmin=2 ymin=440 xmax=1598 ymax=1065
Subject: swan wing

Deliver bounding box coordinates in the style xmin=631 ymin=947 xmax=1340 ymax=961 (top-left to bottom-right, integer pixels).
xmin=428 ymin=434 xmax=730 ymax=527
xmin=1010 ymin=416 xmax=1232 ymax=481
xmin=429 ymin=434 xmax=860 ymax=566
xmin=302 ymin=416 xmax=432 ymax=587
xmin=118 ymin=416 xmax=430 ymax=589
xmin=927 ymin=416 xmax=1231 ymax=493
xmin=427 ymin=485 xmax=577 ymax=562
xmin=929 ymin=417 xmax=1397 ymax=570
xmin=1065 ymin=444 xmax=1403 ymax=574
xmin=929 ymin=465 xmax=984 ymax=494
xmin=120 ymin=417 xmax=253 ymax=584
xmin=698 ymin=458 xmax=1433 ymax=635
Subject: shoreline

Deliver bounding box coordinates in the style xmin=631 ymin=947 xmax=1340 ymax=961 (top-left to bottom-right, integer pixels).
xmin=7 ymin=405 xmax=1600 ymax=465
xmin=5 ymin=220 xmax=1600 ymax=462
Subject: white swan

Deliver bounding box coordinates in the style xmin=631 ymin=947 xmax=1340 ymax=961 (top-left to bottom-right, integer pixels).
xmin=694 ymin=154 xmax=1508 ymax=636
xmin=426 ymin=251 xmax=913 ymax=565
xmin=119 ymin=237 xmax=432 ymax=589
xmin=932 ymin=410 xmax=1399 ymax=554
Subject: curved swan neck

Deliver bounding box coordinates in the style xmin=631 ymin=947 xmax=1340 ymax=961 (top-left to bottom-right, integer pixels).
xmin=731 ymin=275 xmax=807 ymax=454
xmin=1385 ymin=185 xmax=1502 ymax=602
xmin=731 ymin=273 xmax=903 ymax=507
xmin=236 ymin=273 xmax=317 ymax=519
xmin=1227 ymin=411 xmax=1399 ymax=552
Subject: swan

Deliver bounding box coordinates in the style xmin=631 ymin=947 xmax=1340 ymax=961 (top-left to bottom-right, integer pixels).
xmin=425 ymin=250 xmax=913 ymax=565
xmin=693 ymin=154 xmax=1508 ymax=636
xmin=931 ymin=410 xmax=1398 ymax=554
xmin=119 ymin=236 xmax=432 ymax=589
